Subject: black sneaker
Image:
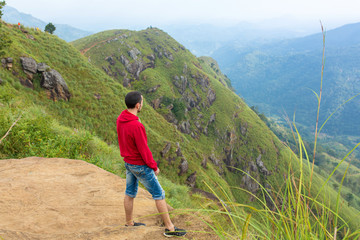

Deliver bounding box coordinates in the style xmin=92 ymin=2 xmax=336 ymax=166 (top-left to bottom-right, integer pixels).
xmin=125 ymin=221 xmax=146 ymax=227
xmin=164 ymin=227 xmax=187 ymax=237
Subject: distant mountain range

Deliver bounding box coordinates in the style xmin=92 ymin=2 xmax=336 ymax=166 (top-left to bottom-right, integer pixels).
xmin=161 ymin=21 xmax=318 ymax=57
xmin=3 ymin=6 xmax=93 ymax=41
xmin=211 ymin=22 xmax=360 ymax=136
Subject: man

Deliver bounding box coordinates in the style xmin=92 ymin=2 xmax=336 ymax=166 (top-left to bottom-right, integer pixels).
xmin=117 ymin=91 xmax=186 ymax=237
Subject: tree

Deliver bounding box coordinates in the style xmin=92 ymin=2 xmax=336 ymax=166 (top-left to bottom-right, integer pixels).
xmin=45 ymin=22 xmax=56 ymax=34
xmin=0 ymin=1 xmax=12 ymax=56
xmin=0 ymin=1 xmax=5 ymax=20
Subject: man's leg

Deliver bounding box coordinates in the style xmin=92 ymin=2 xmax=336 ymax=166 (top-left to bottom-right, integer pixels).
xmin=124 ymin=194 xmax=135 ymax=226
xmin=155 ymin=199 xmax=175 ymax=231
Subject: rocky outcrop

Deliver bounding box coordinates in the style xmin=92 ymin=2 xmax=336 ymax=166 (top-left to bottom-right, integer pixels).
xmin=42 ymin=69 xmax=71 ymax=101
xmin=178 ymin=158 xmax=188 ymax=176
xmin=1 ymin=57 xmax=13 ymax=70
xmin=242 ymin=171 xmax=259 ymax=194
xmin=146 ymin=85 xmax=161 ymax=94
xmin=240 ymin=122 xmax=248 ymax=136
xmin=18 ymin=57 xmax=71 ymax=101
xmin=183 ymin=63 xmax=188 ymax=74
xmin=201 ymin=157 xmax=207 ymax=169
xmin=154 ymin=45 xmax=174 ymax=61
xmin=256 ymin=154 xmax=270 ymax=176
xmin=105 ymin=56 xmax=116 ymax=65
xmin=183 ymin=92 xmax=197 ymax=110
xmin=195 ymin=74 xmax=209 ymax=92
xmin=19 ymin=77 xmax=33 ymax=89
xmin=119 ymin=55 xmax=129 ymax=66
xmin=207 ymin=88 xmax=216 ymax=106
xmin=20 ymin=57 xmax=37 ymax=80
xmin=209 ymin=113 xmax=216 ymax=124
xmin=209 ymin=154 xmax=220 ymax=166
xmin=123 ymin=77 xmax=131 ymax=87
xmin=160 ymin=142 xmax=171 ymax=157
xmin=179 ymin=120 xmax=191 ymax=134
xmin=20 ymin=57 xmax=37 ymax=75
xmin=151 ymin=98 xmax=162 ymax=109
xmin=186 ymin=171 xmax=197 ymax=188
xmin=37 ymin=63 xmax=50 ymax=72
xmin=118 ymin=54 xmax=151 ymax=80
xmin=128 ymin=47 xmax=141 ymax=60
xmin=173 ymin=75 xmax=188 ymax=94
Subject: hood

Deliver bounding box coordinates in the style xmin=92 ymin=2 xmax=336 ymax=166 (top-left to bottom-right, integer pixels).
xmin=118 ymin=109 xmax=139 ymax=123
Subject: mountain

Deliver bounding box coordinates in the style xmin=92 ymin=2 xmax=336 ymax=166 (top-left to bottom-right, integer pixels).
xmin=1 ymin=21 xmax=359 ymax=234
xmin=2 ymin=6 xmax=93 ymax=41
xmin=160 ymin=22 xmax=315 ymax=57
xmin=212 ymin=22 xmax=360 ymax=137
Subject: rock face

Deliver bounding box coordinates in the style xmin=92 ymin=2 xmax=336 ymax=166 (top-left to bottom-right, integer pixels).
xmin=242 ymin=171 xmax=259 ymax=194
xmin=178 ymin=158 xmax=189 ymax=176
xmin=256 ymin=154 xmax=270 ymax=176
xmin=186 ymin=171 xmax=197 ymax=188
xmin=1 ymin=57 xmax=13 ymax=70
xmin=37 ymin=62 xmax=50 ymax=72
xmin=17 ymin=57 xmax=71 ymax=101
xmin=160 ymin=142 xmax=171 ymax=157
xmin=207 ymin=89 xmax=216 ymax=105
xmin=42 ymin=69 xmax=71 ymax=101
xmin=179 ymin=120 xmax=191 ymax=134
xmin=20 ymin=57 xmax=37 ymax=75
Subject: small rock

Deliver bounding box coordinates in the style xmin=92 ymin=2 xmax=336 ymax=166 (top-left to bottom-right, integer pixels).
xmin=146 ymin=84 xmax=161 ymax=93
xmin=151 ymin=98 xmax=162 ymax=109
xmin=160 ymin=142 xmax=172 ymax=157
xmin=19 ymin=77 xmax=33 ymax=89
xmin=94 ymin=93 xmax=101 ymax=100
xmin=20 ymin=57 xmax=37 ymax=74
xmin=207 ymin=88 xmax=216 ymax=105
xmin=178 ymin=158 xmax=188 ymax=176
xmin=179 ymin=121 xmax=191 ymax=134
xmin=209 ymin=113 xmax=216 ymax=124
xmin=37 ymin=63 xmax=50 ymax=72
xmin=209 ymin=154 xmax=220 ymax=166
xmin=123 ymin=78 xmax=131 ymax=87
xmin=1 ymin=58 xmax=6 ymax=67
xmin=186 ymin=171 xmax=197 ymax=188
xmin=201 ymin=157 xmax=207 ymax=169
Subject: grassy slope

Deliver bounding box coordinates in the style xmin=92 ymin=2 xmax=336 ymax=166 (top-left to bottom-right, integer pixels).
xmin=0 ymin=23 xmax=358 ymax=231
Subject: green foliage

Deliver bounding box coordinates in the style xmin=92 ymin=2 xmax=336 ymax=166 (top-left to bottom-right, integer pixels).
xmin=0 ymin=1 xmax=12 ymax=56
xmin=0 ymin=1 xmax=5 ymax=21
xmin=45 ymin=22 xmax=56 ymax=34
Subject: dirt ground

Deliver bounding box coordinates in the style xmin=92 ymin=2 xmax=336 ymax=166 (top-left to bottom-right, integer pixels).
xmin=0 ymin=157 xmax=218 ymax=240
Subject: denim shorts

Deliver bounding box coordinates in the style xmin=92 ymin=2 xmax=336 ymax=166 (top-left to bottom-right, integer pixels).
xmin=125 ymin=162 xmax=165 ymax=200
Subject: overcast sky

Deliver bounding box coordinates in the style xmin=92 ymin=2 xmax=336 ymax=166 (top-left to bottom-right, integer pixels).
xmin=7 ymin=0 xmax=360 ymax=31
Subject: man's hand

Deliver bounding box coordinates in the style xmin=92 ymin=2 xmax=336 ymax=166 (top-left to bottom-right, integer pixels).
xmin=155 ymin=168 xmax=160 ymax=176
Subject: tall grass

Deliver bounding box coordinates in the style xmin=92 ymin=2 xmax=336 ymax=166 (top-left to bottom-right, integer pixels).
xmin=195 ymin=24 xmax=360 ymax=239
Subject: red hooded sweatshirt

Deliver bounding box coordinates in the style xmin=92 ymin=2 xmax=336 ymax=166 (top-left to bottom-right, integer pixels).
xmin=116 ymin=109 xmax=158 ymax=171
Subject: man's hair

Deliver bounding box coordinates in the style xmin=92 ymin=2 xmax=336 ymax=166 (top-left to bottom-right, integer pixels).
xmin=125 ymin=91 xmax=142 ymax=109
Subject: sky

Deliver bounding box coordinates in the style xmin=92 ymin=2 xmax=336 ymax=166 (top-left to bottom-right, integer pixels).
xmin=6 ymin=0 xmax=360 ymax=32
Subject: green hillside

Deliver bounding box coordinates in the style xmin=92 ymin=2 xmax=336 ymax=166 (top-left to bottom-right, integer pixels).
xmin=1 ymin=21 xmax=359 ymax=236
xmin=71 ymin=27 xmax=293 ymax=203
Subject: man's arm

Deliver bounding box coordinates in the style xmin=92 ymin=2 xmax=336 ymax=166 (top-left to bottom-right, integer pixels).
xmin=134 ymin=124 xmax=158 ymax=172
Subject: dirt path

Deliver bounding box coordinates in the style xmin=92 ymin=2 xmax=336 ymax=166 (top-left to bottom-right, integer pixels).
xmin=80 ymin=37 xmax=116 ymax=55
xmin=0 ymin=157 xmax=217 ymax=240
